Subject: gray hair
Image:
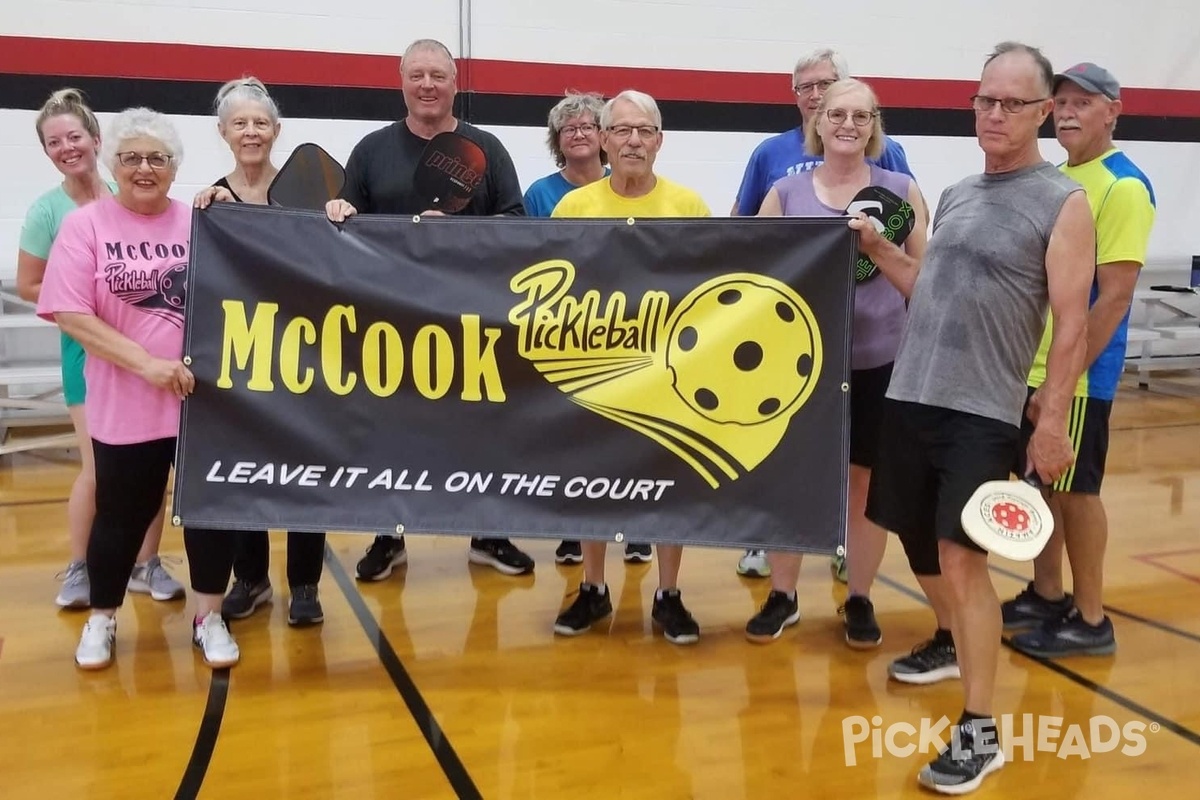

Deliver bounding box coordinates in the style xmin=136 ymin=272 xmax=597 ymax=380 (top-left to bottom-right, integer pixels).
xmin=793 ymin=48 xmax=850 ymax=84
xmin=102 ymin=107 xmax=184 ymax=172
xmin=546 ymin=91 xmax=608 ymax=167
xmin=600 ymin=89 xmax=662 ymax=130
xmin=401 ymin=38 xmax=457 ymax=77
xmin=215 ymin=76 xmax=280 ymax=124
xmin=984 ymin=41 xmax=1054 ymax=95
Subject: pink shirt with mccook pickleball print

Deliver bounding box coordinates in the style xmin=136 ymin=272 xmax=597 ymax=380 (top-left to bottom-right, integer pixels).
xmin=37 ymin=195 xmax=191 ymax=446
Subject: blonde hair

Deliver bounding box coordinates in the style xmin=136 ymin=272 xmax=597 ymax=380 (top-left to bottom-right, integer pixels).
xmin=215 ymin=76 xmax=280 ymax=123
xmin=35 ymin=88 xmax=101 ymax=146
xmin=804 ymin=78 xmax=885 ymax=160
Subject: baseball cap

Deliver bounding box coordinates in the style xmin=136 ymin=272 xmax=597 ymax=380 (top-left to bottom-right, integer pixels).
xmin=1053 ymin=62 xmax=1120 ymax=100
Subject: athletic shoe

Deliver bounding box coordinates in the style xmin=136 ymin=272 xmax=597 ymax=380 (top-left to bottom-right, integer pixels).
xmin=193 ymin=612 xmax=240 ymax=668
xmin=1010 ymin=608 xmax=1116 ymax=657
xmin=56 ymin=560 xmax=90 ymax=609
xmin=554 ymin=540 xmax=583 ymax=564
xmin=830 ymin=554 xmax=848 ymax=584
xmin=745 ymin=590 xmax=800 ymax=642
xmin=222 ymin=578 xmax=273 ymax=620
xmin=468 ymin=537 xmax=534 ymax=575
xmin=287 ymin=584 xmax=324 ymax=627
xmin=623 ymin=543 xmax=653 ymax=563
xmin=917 ymin=718 xmax=1005 ymax=794
xmin=127 ymin=555 xmax=185 ymax=601
xmin=888 ymin=629 xmax=960 ymax=684
xmin=736 ymin=549 xmax=770 ymax=578
xmin=356 ymin=535 xmax=407 ymax=581
xmin=553 ymin=583 xmax=612 ymax=636
xmin=75 ymin=613 xmax=116 ymax=670
xmin=1001 ymin=581 xmax=1073 ymax=630
xmin=651 ymin=589 xmax=700 ymax=645
xmin=839 ymin=594 xmax=882 ymax=649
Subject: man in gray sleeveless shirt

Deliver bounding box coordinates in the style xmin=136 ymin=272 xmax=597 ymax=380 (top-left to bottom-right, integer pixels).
xmin=851 ymin=42 xmax=1095 ymax=794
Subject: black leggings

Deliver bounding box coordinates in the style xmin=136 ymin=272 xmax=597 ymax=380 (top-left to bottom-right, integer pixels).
xmin=232 ymin=530 xmax=326 ymax=587
xmin=89 ymin=437 xmax=234 ymax=609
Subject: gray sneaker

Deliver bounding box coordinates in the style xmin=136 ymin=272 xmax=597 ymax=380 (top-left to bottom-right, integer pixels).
xmin=56 ymin=560 xmax=91 ymax=609
xmin=128 ymin=556 xmax=186 ymax=601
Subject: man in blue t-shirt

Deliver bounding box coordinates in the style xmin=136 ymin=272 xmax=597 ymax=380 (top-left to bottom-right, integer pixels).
xmin=731 ymin=47 xmax=917 ymax=584
xmin=731 ymin=47 xmax=915 ymax=218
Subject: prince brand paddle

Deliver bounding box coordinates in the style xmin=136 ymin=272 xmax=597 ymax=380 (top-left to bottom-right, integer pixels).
xmin=413 ymin=131 xmax=487 ymax=213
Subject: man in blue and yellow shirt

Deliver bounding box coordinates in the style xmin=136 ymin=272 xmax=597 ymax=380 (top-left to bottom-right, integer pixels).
xmin=1007 ymin=62 xmax=1156 ymax=658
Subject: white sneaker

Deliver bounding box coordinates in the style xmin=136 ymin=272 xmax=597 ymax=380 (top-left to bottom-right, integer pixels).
xmin=76 ymin=613 xmax=116 ymax=670
xmin=192 ymin=611 xmax=240 ymax=668
xmin=736 ymin=549 xmax=771 ymax=578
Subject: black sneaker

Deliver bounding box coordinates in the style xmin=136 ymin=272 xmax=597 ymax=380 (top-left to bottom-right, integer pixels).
xmin=917 ymin=718 xmax=1005 ymax=794
xmin=623 ymin=543 xmax=652 ymax=563
xmin=745 ymin=590 xmax=800 ymax=643
xmin=651 ymin=589 xmax=700 ymax=645
xmin=288 ymin=584 xmax=324 ymax=627
xmin=888 ymin=629 xmax=960 ymax=684
xmin=222 ymin=577 xmax=272 ymax=620
xmin=839 ymin=594 xmax=882 ymax=649
xmin=1010 ymin=607 xmax=1116 ymax=657
xmin=553 ymin=583 xmax=613 ymax=636
xmin=1001 ymin=581 xmax=1073 ymax=630
xmin=555 ymin=540 xmax=583 ymax=564
xmin=469 ymin=537 xmax=534 ymax=575
xmin=356 ymin=535 xmax=407 ymax=581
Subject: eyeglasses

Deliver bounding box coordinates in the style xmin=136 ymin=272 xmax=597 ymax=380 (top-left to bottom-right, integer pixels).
xmin=560 ymin=123 xmax=598 ymax=137
xmin=606 ymin=125 xmax=660 ymax=140
xmin=116 ymin=151 xmax=173 ymax=169
xmin=794 ymin=79 xmax=836 ymax=96
xmin=970 ymin=95 xmax=1049 ymax=114
xmin=825 ymin=108 xmax=876 ymax=127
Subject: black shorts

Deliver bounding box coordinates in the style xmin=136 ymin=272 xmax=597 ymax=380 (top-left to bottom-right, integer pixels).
xmin=849 ymin=362 xmax=893 ymax=468
xmin=1016 ymin=389 xmax=1111 ymax=494
xmin=866 ymin=399 xmax=1021 ymax=553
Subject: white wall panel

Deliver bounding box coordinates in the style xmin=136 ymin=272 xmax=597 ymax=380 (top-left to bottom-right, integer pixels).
xmin=2 ymin=109 xmax=1192 ymax=286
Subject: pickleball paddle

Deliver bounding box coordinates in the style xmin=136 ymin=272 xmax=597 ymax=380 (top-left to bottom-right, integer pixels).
xmin=846 ymin=185 xmax=917 ymax=283
xmin=413 ymin=131 xmax=487 ymax=213
xmin=268 ymin=143 xmax=346 ymax=210
xmin=960 ymin=473 xmax=1054 ymax=562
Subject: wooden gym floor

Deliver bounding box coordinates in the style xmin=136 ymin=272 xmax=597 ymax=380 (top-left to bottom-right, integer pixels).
xmin=0 ymin=381 xmax=1198 ymax=799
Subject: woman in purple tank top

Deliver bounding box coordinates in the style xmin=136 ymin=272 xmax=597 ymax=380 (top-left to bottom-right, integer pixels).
xmin=740 ymin=79 xmax=930 ymax=649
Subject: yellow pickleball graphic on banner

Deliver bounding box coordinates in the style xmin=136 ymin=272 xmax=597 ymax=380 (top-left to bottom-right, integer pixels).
xmin=509 ymin=261 xmax=824 ymax=488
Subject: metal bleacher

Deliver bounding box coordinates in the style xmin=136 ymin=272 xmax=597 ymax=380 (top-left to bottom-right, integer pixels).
xmin=0 ymin=281 xmax=74 ymax=456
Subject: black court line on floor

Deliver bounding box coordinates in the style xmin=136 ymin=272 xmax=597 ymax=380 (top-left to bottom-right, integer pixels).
xmin=988 ymin=563 xmax=1200 ymax=645
xmin=323 ymin=545 xmax=483 ymax=800
xmin=174 ymin=667 xmax=230 ymax=800
xmin=875 ymin=572 xmax=1200 ymax=748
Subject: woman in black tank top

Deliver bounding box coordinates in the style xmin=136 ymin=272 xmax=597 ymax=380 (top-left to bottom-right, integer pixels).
xmin=192 ymin=77 xmax=328 ymax=627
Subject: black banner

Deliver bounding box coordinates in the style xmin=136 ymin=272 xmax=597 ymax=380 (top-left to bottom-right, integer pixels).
xmin=174 ymin=204 xmax=855 ymax=553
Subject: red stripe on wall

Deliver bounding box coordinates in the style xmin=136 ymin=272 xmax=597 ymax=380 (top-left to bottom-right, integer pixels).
xmin=3 ymin=35 xmax=1199 ymax=116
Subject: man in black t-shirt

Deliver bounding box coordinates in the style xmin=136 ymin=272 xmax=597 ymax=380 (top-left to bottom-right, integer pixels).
xmin=325 ymin=38 xmax=533 ymax=580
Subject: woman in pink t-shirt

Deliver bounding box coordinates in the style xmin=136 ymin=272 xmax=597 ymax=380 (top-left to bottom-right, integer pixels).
xmin=37 ymin=107 xmax=240 ymax=671
xmin=16 ymin=89 xmax=183 ymax=610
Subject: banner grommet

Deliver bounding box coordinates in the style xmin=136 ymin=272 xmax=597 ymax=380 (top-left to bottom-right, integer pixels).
xmin=183 ymin=356 xmax=192 ymax=366
xmin=395 ymin=524 xmax=406 ymax=534
xmin=614 ymin=531 xmax=625 ymax=543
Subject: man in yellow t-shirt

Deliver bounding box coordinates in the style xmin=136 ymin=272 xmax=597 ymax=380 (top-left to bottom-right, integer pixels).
xmin=1006 ymin=63 xmax=1156 ymax=658
xmin=551 ymin=89 xmax=712 ymax=645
